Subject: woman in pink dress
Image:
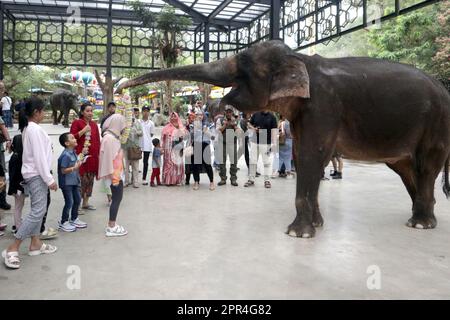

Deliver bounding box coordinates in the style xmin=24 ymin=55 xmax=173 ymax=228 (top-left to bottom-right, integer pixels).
xmin=161 ymin=112 xmax=187 ymax=186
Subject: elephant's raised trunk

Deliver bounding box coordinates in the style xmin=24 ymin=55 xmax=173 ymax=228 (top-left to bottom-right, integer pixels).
xmin=115 ymin=57 xmax=237 ymax=93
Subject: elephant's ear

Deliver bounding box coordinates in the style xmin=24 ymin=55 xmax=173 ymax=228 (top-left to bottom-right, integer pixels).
xmin=270 ymin=55 xmax=310 ymax=100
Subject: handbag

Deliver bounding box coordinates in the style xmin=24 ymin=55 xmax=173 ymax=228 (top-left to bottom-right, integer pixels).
xmin=127 ymin=146 xmax=142 ymax=160
xmin=184 ymin=145 xmax=194 ymax=158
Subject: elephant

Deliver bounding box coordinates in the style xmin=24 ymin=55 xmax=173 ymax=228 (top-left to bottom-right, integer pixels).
xmin=50 ymin=89 xmax=79 ymax=128
xmin=116 ymin=40 xmax=450 ymax=238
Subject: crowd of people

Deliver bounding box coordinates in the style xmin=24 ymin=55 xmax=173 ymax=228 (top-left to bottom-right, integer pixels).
xmin=0 ymin=95 xmax=345 ymax=270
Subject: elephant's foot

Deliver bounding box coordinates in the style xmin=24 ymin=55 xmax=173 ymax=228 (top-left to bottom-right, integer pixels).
xmin=312 ymin=212 xmax=324 ymax=227
xmin=406 ymin=215 xmax=437 ymax=229
xmin=286 ymin=222 xmax=316 ymax=238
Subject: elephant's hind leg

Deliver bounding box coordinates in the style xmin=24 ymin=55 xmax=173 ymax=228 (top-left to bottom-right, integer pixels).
xmin=407 ymin=148 xmax=447 ymax=229
xmin=386 ymin=158 xmax=417 ymax=203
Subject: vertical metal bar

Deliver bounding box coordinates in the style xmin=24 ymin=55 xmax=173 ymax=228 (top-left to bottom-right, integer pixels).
xmin=363 ymin=0 xmax=367 ymax=27
xmin=194 ymin=27 xmax=197 ymax=64
xmin=129 ymin=26 xmax=133 ymax=68
xmin=217 ymin=31 xmax=220 ymax=60
xmin=0 ymin=3 xmax=3 ymax=79
xmin=151 ymin=27 xmax=155 ymax=69
xmin=61 ymin=22 xmax=65 ymax=65
xmin=12 ymin=17 xmax=15 ymax=65
xmin=106 ymin=0 xmax=113 ymax=77
xmin=314 ymin=0 xmax=319 ymax=42
xmin=336 ymin=0 xmax=341 ymax=34
xmin=36 ymin=20 xmax=41 ymax=64
xmin=84 ymin=23 xmax=88 ymax=66
xmin=395 ymin=0 xmax=400 ymax=15
xmin=270 ymin=0 xmax=281 ymax=40
xmin=297 ymin=0 xmax=301 ymax=47
xmin=257 ymin=18 xmax=261 ymax=40
xmin=204 ymin=23 xmax=210 ymax=63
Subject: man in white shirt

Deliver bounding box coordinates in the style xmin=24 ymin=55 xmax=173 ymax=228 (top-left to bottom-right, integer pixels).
xmin=139 ymin=106 xmax=155 ymax=185
xmin=0 ymin=92 xmax=13 ymax=128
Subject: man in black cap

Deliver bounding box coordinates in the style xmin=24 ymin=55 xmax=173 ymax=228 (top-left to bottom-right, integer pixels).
xmin=216 ymin=105 xmax=239 ymax=186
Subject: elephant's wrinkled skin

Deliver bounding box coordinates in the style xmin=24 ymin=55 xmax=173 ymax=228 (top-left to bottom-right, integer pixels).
xmin=116 ymin=40 xmax=450 ymax=238
xmin=50 ymin=89 xmax=79 ymax=128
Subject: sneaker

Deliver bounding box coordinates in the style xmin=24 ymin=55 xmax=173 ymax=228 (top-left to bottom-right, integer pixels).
xmin=70 ymin=218 xmax=87 ymax=229
xmin=59 ymin=221 xmax=76 ymax=232
xmin=332 ymin=172 xmax=342 ymax=179
xmin=40 ymin=228 xmax=58 ymax=239
xmin=0 ymin=231 xmax=4 ymax=237
xmin=256 ymin=172 xmax=261 ymax=177
xmin=218 ymin=180 xmax=226 ymax=186
xmin=150 ymin=182 xmax=156 ymax=187
xmin=0 ymin=223 xmax=7 ymax=231
xmin=142 ymin=182 xmax=149 ymax=186
xmin=105 ymin=224 xmax=128 ymax=237
xmin=231 ymin=180 xmax=238 ymax=187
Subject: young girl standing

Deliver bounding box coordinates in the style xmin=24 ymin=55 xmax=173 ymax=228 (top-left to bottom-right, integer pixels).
xmin=8 ymin=135 xmax=25 ymax=234
xmin=2 ymin=97 xmax=58 ymax=269
xmin=99 ymin=114 xmax=128 ymax=237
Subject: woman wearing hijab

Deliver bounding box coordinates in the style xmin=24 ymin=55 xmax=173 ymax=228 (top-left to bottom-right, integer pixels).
xmin=99 ymin=114 xmax=128 ymax=237
xmin=161 ymin=112 xmax=187 ymax=186
xmin=70 ymin=103 xmax=100 ymax=211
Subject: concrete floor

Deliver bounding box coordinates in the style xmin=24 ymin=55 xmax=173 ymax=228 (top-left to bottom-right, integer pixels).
xmin=0 ymin=124 xmax=449 ymax=299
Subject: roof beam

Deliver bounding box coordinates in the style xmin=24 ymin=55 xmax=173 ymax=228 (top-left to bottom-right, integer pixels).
xmin=162 ymin=0 xmax=237 ymax=31
xmin=207 ymin=0 xmax=233 ymax=20
xmin=4 ymin=3 xmax=248 ymax=28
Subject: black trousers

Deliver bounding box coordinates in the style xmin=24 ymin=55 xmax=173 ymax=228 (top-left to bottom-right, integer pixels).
xmin=40 ymin=190 xmax=51 ymax=233
xmin=244 ymin=136 xmax=250 ymax=169
xmin=110 ymin=180 xmax=123 ymax=222
xmin=142 ymin=151 xmax=151 ymax=180
xmin=193 ymin=142 xmax=214 ymax=183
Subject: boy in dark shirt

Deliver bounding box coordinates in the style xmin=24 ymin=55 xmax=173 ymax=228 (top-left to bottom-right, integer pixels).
xmin=58 ymin=133 xmax=87 ymax=232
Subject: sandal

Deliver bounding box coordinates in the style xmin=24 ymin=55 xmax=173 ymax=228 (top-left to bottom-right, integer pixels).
xmin=2 ymin=250 xmax=20 ymax=269
xmin=264 ymin=180 xmax=272 ymax=188
xmin=244 ymin=180 xmax=254 ymax=187
xmin=29 ymin=243 xmax=58 ymax=256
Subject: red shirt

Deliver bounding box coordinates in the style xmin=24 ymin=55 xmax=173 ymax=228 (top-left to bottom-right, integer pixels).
xmin=70 ymin=118 xmax=100 ymax=176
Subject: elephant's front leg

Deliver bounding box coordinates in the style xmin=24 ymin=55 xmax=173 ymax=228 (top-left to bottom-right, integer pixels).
xmin=52 ymin=109 xmax=58 ymax=125
xmin=287 ymin=118 xmax=337 ymax=238
xmin=57 ymin=111 xmax=64 ymax=125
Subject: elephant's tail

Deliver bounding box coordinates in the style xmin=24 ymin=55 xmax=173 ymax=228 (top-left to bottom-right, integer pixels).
xmin=443 ymin=155 xmax=450 ymax=199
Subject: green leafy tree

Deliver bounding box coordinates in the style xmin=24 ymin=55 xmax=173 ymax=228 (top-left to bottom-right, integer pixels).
xmin=129 ymin=1 xmax=191 ymax=114
xmin=129 ymin=85 xmax=149 ymax=105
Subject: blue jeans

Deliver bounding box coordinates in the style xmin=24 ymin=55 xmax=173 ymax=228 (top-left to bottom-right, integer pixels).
xmin=61 ymin=185 xmax=81 ymax=223
xmin=2 ymin=110 xmax=13 ymax=128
